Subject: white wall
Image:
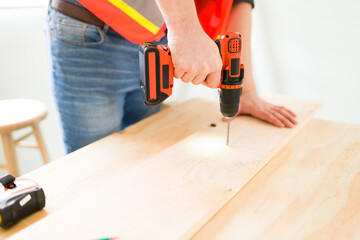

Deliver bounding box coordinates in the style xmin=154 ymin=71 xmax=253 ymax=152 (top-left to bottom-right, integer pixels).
xmin=0 ymin=0 xmax=359 ymax=175
xmin=166 ymin=0 xmax=360 ymax=125
xmin=0 ymin=5 xmax=65 ymax=175
xmin=251 ymin=0 xmax=360 ymax=124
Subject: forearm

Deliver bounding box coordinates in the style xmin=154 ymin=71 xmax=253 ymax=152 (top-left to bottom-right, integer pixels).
xmin=226 ymin=2 xmax=257 ymax=96
xmin=155 ymin=0 xmax=203 ymax=38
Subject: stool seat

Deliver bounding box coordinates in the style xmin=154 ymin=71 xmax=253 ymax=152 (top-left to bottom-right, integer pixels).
xmin=0 ymin=99 xmax=50 ymax=176
xmin=0 ymin=99 xmax=47 ymax=132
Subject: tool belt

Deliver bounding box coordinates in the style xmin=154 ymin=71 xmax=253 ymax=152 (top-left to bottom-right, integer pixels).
xmin=50 ymin=0 xmax=106 ymax=28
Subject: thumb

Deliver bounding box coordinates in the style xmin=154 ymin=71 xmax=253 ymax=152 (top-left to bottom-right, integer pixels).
xmin=221 ymin=116 xmax=238 ymax=122
xmin=221 ymin=105 xmax=242 ymax=122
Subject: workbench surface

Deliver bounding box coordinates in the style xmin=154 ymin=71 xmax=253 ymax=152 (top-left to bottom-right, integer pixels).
xmin=193 ymin=118 xmax=360 ymax=239
xmin=1 ymin=96 xmax=358 ymax=239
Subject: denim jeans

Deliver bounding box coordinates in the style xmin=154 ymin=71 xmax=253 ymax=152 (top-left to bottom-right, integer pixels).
xmin=46 ymin=7 xmax=166 ymax=153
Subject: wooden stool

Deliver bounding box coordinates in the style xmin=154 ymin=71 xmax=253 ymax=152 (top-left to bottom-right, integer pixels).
xmin=0 ymin=99 xmax=50 ymax=177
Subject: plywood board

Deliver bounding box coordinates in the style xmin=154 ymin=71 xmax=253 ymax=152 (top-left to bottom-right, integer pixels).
xmin=193 ymin=119 xmax=360 ymax=240
xmin=0 ymin=99 xmax=220 ymax=238
xmin=7 ymin=95 xmax=321 ymax=240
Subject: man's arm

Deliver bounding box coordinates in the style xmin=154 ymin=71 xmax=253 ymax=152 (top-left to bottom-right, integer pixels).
xmin=226 ymin=2 xmax=298 ymax=128
xmin=155 ymin=0 xmax=222 ymax=88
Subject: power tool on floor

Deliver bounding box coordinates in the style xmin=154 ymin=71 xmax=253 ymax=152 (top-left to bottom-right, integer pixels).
xmin=139 ymin=32 xmax=244 ymax=145
xmin=0 ymin=174 xmax=46 ymax=228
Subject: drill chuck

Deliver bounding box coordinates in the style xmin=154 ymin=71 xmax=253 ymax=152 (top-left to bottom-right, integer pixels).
xmin=219 ymin=88 xmax=242 ymax=118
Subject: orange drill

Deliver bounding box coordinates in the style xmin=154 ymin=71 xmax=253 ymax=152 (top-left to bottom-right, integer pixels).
xmin=139 ymin=32 xmax=244 ymax=144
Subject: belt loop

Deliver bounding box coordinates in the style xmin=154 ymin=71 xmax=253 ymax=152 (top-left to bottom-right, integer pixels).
xmin=102 ymin=24 xmax=109 ymax=34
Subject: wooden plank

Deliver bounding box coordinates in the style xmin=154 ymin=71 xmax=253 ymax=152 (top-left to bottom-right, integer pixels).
xmin=0 ymin=99 xmax=220 ymax=238
xmin=7 ymin=95 xmax=321 ymax=240
xmin=193 ymin=119 xmax=360 ymax=240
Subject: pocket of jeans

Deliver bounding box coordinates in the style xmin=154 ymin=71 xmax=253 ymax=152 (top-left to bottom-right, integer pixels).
xmin=48 ymin=10 xmax=105 ymax=47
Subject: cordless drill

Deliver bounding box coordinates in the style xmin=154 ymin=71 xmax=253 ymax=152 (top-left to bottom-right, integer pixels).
xmin=139 ymin=32 xmax=244 ymax=144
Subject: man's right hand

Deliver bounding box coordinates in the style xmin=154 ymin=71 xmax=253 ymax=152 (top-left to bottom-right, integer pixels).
xmin=167 ymin=26 xmax=223 ymax=89
xmin=155 ymin=0 xmax=222 ymax=89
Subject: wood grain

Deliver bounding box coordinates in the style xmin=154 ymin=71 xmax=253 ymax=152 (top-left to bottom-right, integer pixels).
xmin=193 ymin=119 xmax=360 ymax=240
xmin=6 ymin=95 xmax=321 ymax=240
xmin=0 ymin=99 xmax=220 ymax=238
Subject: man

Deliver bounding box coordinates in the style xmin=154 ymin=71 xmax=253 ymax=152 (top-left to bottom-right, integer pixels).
xmin=46 ymin=0 xmax=297 ymax=153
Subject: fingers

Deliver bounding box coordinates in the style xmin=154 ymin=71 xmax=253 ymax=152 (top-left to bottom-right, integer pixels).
xmin=286 ymin=108 xmax=297 ymax=117
xmin=181 ymin=73 xmax=211 ymax=86
xmin=181 ymin=72 xmax=197 ymax=83
xmin=269 ymin=109 xmax=294 ymax=128
xmin=177 ymin=70 xmax=219 ymax=87
xmin=274 ymin=106 xmax=298 ymax=125
xmin=174 ymin=66 xmax=221 ymax=87
xmin=169 ymin=32 xmax=222 ymax=88
xmin=217 ymin=94 xmax=299 ymax=129
xmin=221 ymin=107 xmax=296 ymax=128
xmin=202 ymin=71 xmax=221 ymax=88
xmin=192 ymin=74 xmax=208 ymax=85
xmin=261 ymin=111 xmax=285 ymax=128
xmin=174 ymin=68 xmax=185 ymax=79
xmin=274 ymin=105 xmax=297 ymax=117
xmin=174 ymin=67 xmax=220 ymax=87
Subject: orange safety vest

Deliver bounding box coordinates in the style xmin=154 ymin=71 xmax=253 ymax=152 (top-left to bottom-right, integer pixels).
xmin=77 ymin=0 xmax=234 ymax=44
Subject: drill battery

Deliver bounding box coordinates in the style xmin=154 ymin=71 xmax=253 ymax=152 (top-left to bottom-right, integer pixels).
xmin=139 ymin=42 xmax=174 ymax=106
xmin=0 ymin=174 xmax=45 ymax=228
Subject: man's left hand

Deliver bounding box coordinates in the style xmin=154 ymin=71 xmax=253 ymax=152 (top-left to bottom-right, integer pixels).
xmin=222 ymin=93 xmax=298 ymax=128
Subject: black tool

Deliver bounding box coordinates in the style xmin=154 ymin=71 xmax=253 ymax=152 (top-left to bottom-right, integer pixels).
xmin=0 ymin=174 xmax=45 ymax=228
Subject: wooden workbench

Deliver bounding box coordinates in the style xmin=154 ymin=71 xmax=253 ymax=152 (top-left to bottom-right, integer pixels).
xmin=1 ymin=96 xmax=359 ymax=239
xmin=193 ymin=118 xmax=360 ymax=239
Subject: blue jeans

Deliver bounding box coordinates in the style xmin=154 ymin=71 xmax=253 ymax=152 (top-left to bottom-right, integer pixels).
xmin=46 ymin=7 xmax=166 ymax=153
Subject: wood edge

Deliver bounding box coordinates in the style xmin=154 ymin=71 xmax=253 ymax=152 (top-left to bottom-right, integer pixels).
xmin=312 ymin=117 xmax=360 ymax=128
xmin=262 ymin=94 xmax=323 ymax=108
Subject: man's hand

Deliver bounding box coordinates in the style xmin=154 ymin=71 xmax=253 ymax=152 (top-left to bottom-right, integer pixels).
xmin=154 ymin=0 xmax=222 ymax=88
xmin=223 ymin=3 xmax=297 ymax=128
xmin=168 ymin=28 xmax=222 ymax=88
xmin=222 ymin=93 xmax=298 ymax=128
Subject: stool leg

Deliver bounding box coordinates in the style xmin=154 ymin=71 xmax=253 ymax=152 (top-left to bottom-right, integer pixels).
xmin=32 ymin=123 xmax=50 ymax=164
xmin=1 ymin=133 xmax=20 ymax=177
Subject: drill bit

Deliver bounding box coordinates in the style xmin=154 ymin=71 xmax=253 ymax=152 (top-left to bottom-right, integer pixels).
xmin=226 ymin=117 xmax=230 ymax=145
